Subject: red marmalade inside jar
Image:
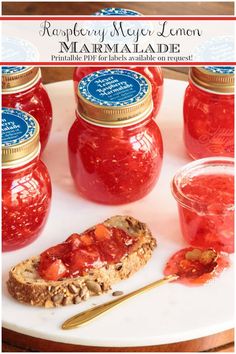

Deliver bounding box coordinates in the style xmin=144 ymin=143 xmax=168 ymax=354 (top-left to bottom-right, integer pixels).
xmin=178 ymin=173 xmax=234 ymax=253
xmin=164 ymin=247 xmax=230 ymax=286
xmin=68 ymin=111 xmax=163 ymax=205
xmin=38 ymin=225 xmax=137 ymax=281
xmin=2 ymin=158 xmax=52 ymax=251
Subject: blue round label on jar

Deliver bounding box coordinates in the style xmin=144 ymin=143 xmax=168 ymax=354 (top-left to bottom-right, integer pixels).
xmin=94 ymin=8 xmax=141 ymax=16
xmin=2 ymin=108 xmax=37 ymax=146
xmin=79 ymin=69 xmax=149 ymax=107
xmin=2 ymin=66 xmax=28 ymax=74
xmin=204 ymin=66 xmax=235 ymax=75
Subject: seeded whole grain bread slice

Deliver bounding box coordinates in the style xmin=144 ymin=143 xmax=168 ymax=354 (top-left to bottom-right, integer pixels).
xmin=7 ymin=215 xmax=157 ymax=308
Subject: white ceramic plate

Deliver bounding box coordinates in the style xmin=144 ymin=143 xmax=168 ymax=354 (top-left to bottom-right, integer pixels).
xmin=2 ymin=79 xmax=234 ymax=347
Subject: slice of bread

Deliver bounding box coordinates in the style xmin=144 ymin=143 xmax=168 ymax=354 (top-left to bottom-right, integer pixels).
xmin=7 ymin=215 xmax=157 ymax=308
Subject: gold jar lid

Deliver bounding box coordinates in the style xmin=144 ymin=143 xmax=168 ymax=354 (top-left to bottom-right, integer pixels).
xmin=2 ymin=66 xmax=41 ymax=93
xmin=2 ymin=107 xmax=40 ymax=168
xmin=77 ymin=69 xmax=153 ymax=127
xmin=190 ymin=67 xmax=234 ymax=94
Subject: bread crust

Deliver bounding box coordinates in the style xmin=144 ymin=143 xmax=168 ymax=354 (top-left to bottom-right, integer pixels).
xmin=7 ymin=216 xmax=157 ymax=307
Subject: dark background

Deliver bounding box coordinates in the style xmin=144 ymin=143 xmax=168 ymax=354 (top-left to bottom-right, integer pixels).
xmin=2 ymin=2 xmax=234 ymax=15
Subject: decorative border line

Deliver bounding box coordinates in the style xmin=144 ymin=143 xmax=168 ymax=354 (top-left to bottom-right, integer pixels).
xmin=1 ymin=16 xmax=236 ymax=20
xmin=1 ymin=62 xmax=235 ymax=65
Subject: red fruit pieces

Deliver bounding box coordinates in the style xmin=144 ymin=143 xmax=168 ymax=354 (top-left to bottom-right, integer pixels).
xmin=94 ymin=224 xmax=111 ymax=241
xmin=39 ymin=259 xmax=67 ymax=281
xmin=38 ymin=225 xmax=136 ymax=280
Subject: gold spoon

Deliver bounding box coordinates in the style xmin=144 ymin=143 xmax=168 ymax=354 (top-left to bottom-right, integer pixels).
xmin=62 ymin=274 xmax=178 ymax=330
xmin=62 ymin=248 xmax=219 ymax=330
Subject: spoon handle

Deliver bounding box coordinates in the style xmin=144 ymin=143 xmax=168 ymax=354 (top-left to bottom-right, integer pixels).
xmin=62 ymin=274 xmax=178 ymax=330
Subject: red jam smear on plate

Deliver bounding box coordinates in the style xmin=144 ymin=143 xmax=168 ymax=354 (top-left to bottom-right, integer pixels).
xmin=164 ymin=247 xmax=230 ymax=286
xmin=178 ymin=173 xmax=234 ymax=253
xmin=38 ymin=225 xmax=136 ymax=281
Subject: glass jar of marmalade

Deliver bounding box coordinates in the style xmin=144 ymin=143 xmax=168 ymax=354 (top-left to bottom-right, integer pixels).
xmin=172 ymin=157 xmax=234 ymax=253
xmin=183 ymin=67 xmax=234 ymax=159
xmin=68 ymin=69 xmax=163 ymax=205
xmin=2 ymin=66 xmax=53 ymax=153
xmin=2 ymin=107 xmax=52 ymax=251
